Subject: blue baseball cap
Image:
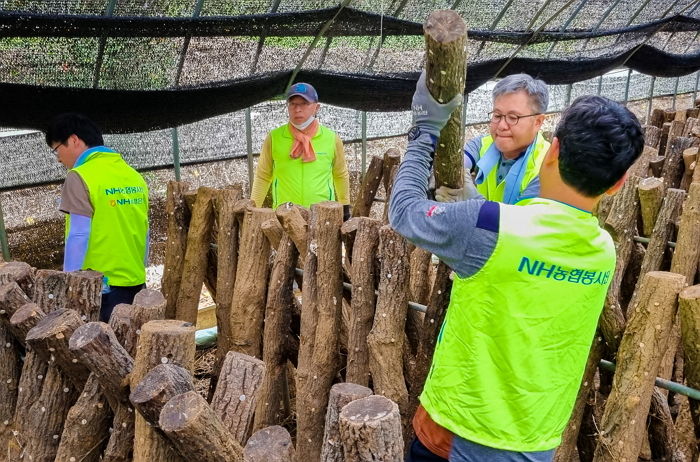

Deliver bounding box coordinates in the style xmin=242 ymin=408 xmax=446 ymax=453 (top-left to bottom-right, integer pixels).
xmin=286 ymin=82 xmax=318 ymax=103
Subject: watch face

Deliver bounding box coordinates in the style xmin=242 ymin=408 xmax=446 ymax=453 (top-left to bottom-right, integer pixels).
xmin=408 ymin=126 xmax=421 ymax=141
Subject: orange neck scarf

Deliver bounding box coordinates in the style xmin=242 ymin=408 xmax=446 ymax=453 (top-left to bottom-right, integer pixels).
xmin=289 ymin=119 xmax=319 ymax=162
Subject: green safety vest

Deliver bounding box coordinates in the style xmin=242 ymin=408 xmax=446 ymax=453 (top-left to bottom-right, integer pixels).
xmin=420 ymin=198 xmax=615 ymax=452
xmin=269 ymin=123 xmax=337 ymax=208
xmin=66 ymin=151 xmax=149 ymax=287
xmin=476 ymin=133 xmax=549 ymax=203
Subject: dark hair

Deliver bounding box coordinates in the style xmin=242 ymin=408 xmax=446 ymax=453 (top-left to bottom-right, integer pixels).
xmin=45 ymin=112 xmax=104 ymax=147
xmin=555 ymin=95 xmax=644 ymax=197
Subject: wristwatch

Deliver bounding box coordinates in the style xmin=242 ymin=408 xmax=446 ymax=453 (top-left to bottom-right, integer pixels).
xmin=407 ymin=126 xmax=422 ymax=142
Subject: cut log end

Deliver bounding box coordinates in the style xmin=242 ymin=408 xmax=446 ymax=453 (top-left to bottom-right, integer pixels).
xmin=424 ymin=10 xmax=467 ymax=43
xmin=133 ymin=288 xmax=166 ymax=308
xmin=244 ymin=426 xmax=295 ymax=461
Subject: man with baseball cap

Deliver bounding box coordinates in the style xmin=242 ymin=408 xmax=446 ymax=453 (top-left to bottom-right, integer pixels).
xmin=251 ymin=82 xmax=350 ymax=216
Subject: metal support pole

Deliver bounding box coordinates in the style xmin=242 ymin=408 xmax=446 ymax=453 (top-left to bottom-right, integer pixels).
xmin=0 ymin=196 xmax=10 ymax=261
xmin=622 ymin=68 xmax=632 ymax=105
xmin=672 ymin=77 xmax=680 ymax=111
xmin=361 ymin=111 xmax=368 ymax=178
xmin=694 ymin=71 xmax=700 ymax=106
xmin=647 ymin=76 xmax=656 ymax=123
xmin=245 ymin=108 xmax=255 ymax=194
xmin=171 ymin=127 xmax=181 ymax=181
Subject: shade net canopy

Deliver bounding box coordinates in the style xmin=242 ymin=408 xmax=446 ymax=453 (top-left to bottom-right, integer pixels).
xmin=1 ymin=0 xmax=700 ymax=191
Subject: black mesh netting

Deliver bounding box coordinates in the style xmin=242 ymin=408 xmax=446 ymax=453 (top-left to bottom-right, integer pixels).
xmin=1 ymin=0 xmax=700 ymax=191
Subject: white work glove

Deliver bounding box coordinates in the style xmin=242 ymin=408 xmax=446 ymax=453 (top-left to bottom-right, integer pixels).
xmin=411 ymin=71 xmax=463 ymax=139
xmin=435 ymin=173 xmax=480 ymax=203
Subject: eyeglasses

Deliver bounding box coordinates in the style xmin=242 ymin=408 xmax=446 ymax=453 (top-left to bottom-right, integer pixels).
xmin=488 ymin=111 xmax=541 ymax=126
xmin=50 ymin=143 xmax=62 ymax=155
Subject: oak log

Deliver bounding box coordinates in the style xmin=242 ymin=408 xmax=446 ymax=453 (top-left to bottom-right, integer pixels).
xmin=162 ymin=181 xmax=191 ymax=319
xmin=320 ymin=382 xmax=373 ymax=462
xmin=339 ymin=395 xmax=403 ymax=462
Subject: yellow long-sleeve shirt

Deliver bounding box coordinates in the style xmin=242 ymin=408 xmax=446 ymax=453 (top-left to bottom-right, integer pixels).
xmin=250 ymin=130 xmax=350 ymax=207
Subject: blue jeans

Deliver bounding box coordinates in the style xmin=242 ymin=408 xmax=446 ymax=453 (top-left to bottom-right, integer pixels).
xmin=449 ymin=435 xmax=555 ymax=462
xmin=406 ymin=438 xmax=448 ymax=462
xmin=100 ymin=283 xmax=146 ymax=322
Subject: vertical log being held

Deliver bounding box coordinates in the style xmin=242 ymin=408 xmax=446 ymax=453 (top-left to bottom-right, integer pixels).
xmin=176 ymin=186 xmax=216 ymax=324
xmin=423 ymin=10 xmax=467 ymax=190
xmin=254 ymin=234 xmax=298 ymax=430
xmin=159 ymin=391 xmax=244 ymax=462
xmin=162 ymin=181 xmax=191 ymax=319
xmin=339 ymin=395 xmax=403 ymax=462
xmin=352 ymin=155 xmax=384 ymax=218
xmin=296 ymin=201 xmax=344 ymax=461
xmin=66 ymin=270 xmax=103 ymax=322
xmin=321 ymin=382 xmax=373 ymax=462
xmin=592 ymin=271 xmax=686 ymax=462
xmin=679 ymin=285 xmax=700 ymax=441
xmin=132 ymin=320 xmax=196 ymax=462
xmin=345 ymin=217 xmax=381 ymax=387
xmin=367 ymin=226 xmax=411 ymax=421
xmin=637 ymin=177 xmax=664 ymax=237
xmin=229 ymin=207 xmax=276 ymax=359
xmin=211 ymin=351 xmax=265 ymax=444
xmin=244 ymin=425 xmax=295 ymax=462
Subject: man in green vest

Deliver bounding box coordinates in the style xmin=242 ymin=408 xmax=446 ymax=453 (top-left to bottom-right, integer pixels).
xmin=46 ymin=113 xmax=149 ymax=322
xmin=391 ymin=73 xmax=643 ymax=461
xmin=250 ymin=82 xmax=351 ymax=218
xmin=436 ymin=74 xmax=549 ymax=205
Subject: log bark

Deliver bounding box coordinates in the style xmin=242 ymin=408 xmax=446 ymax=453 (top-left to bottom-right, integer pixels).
xmin=276 ymin=202 xmax=309 ymax=259
xmin=0 ymin=261 xmax=35 ymax=300
xmin=0 ymin=280 xmax=32 ymax=324
xmin=11 ymin=304 xmax=46 ymax=412
xmin=407 ymin=248 xmax=431 ymax=353
xmin=628 ymin=145 xmax=654 ymax=179
xmin=671 ymin=183 xmax=700 ymax=283
xmin=130 ymin=363 xmax=194 ymax=424
xmin=320 ymin=382 xmax=373 ymax=462
xmin=645 ymin=125 xmax=662 ymax=148
xmin=346 ymin=217 xmax=381 ymax=386
xmin=33 ymin=269 xmax=69 ymax=311
xmin=382 ymin=159 xmax=400 ymax=223
xmin=650 ymin=108 xmax=666 ymax=128
xmin=254 ymin=234 xmax=297 ymax=430
xmin=69 ymin=321 xmax=134 ymax=405
xmin=54 ymin=375 xmax=112 ymax=462
xmin=650 ymin=155 xmax=667 ymax=178
xmin=261 ymin=217 xmax=284 ymax=250
xmin=132 ymin=319 xmax=196 ymax=462
xmin=647 ymin=388 xmax=683 ymax=462
xmin=159 ymin=391 xmax=244 ymax=462
xmin=423 ymin=10 xmax=467 ymax=189
xmin=66 ymin=270 xmax=103 ymax=322
xmin=103 ymin=291 xmax=166 ymax=462
xmin=367 ymin=226 xmax=411 ymax=421
xmin=244 ymin=425 xmax=295 ymax=462
xmin=211 ymin=351 xmax=265 ymax=444
xmin=0 ymin=311 xmax=20 ymax=454
xmin=339 ymin=395 xmax=403 ymax=462
xmin=228 ymin=207 xmax=275 ymax=359
xmin=679 ymin=285 xmax=700 ymax=442
xmin=638 ymin=177 xmax=664 ymax=237
xmin=592 ymin=271 xmax=686 ymax=462
xmin=296 ymin=201 xmax=344 ymax=461
xmin=662 ymin=137 xmax=696 ymax=190
xmin=162 ymin=181 xmax=191 ymax=319
xmin=175 ymin=186 xmax=216 ymax=324
xmin=352 ymin=155 xmax=384 ymax=218
xmin=554 ymin=335 xmax=604 ymax=462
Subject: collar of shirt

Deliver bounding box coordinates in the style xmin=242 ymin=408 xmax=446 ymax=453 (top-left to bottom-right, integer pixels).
xmin=73 ymin=145 xmax=116 ymax=168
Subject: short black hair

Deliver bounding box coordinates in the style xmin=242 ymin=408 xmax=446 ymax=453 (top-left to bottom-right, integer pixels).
xmin=45 ymin=113 xmax=104 ymax=147
xmin=555 ymin=95 xmax=644 ymax=197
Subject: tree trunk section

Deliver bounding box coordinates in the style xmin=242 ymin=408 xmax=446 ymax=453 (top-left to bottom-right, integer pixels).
xmin=175 ymin=186 xmax=216 ymax=324
xmin=663 ymin=137 xmax=696 ymax=190
xmin=66 ymin=270 xmax=103 ymax=322
xmin=162 ymin=181 xmax=191 ymax=319
xmin=211 ymin=351 xmax=265 ymax=444
xmin=33 ymin=269 xmax=69 ymax=312
xmin=321 ymin=382 xmax=373 ymax=462
xmin=679 ymin=285 xmax=700 ymax=442
xmin=407 ymin=247 xmax=431 ymax=353
xmin=262 ymin=218 xmax=284 ymax=250
xmin=159 ymin=390 xmax=244 ymax=462
xmin=132 ymin=319 xmax=196 ymax=462
xmin=352 ymin=156 xmax=384 ymax=218
xmin=296 ymin=201 xmax=344 ymax=461
xmin=346 ymin=217 xmax=381 ymax=387
xmin=130 ymin=363 xmax=194 ymax=424
xmin=647 ymin=388 xmax=683 ymax=462
xmin=228 ymin=207 xmax=275 ymax=359
xmin=382 ymin=154 xmax=400 ymax=223
xmin=650 ymin=108 xmax=666 ymax=128
xmin=592 ymin=271 xmax=686 ymax=462
xmin=244 ymin=425 xmax=295 ymax=462
xmin=275 ymin=203 xmax=309 ymax=260
xmin=0 ymin=261 xmax=35 ymax=300
xmin=339 ymin=395 xmax=403 ymax=462
xmin=638 ymin=177 xmax=664 ymax=237
xmin=367 ymin=226 xmax=411 ymax=422
xmin=423 ymin=10 xmax=467 ymax=189
xmin=254 ymin=235 xmax=297 ymax=430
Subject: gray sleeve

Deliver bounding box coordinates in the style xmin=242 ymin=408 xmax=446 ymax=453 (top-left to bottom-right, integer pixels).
xmin=59 ymin=171 xmax=94 ymax=217
xmin=463 ymin=136 xmax=482 ymax=171
xmin=389 ymin=133 xmax=498 ymax=278
xmin=519 ymin=175 xmax=541 ymax=201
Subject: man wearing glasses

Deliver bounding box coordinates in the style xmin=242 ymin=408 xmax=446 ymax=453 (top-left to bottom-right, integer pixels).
xmin=438 ymin=74 xmax=549 ymax=205
xmin=250 ymin=82 xmax=350 ymax=218
xmin=46 ymin=113 xmax=149 ymax=322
